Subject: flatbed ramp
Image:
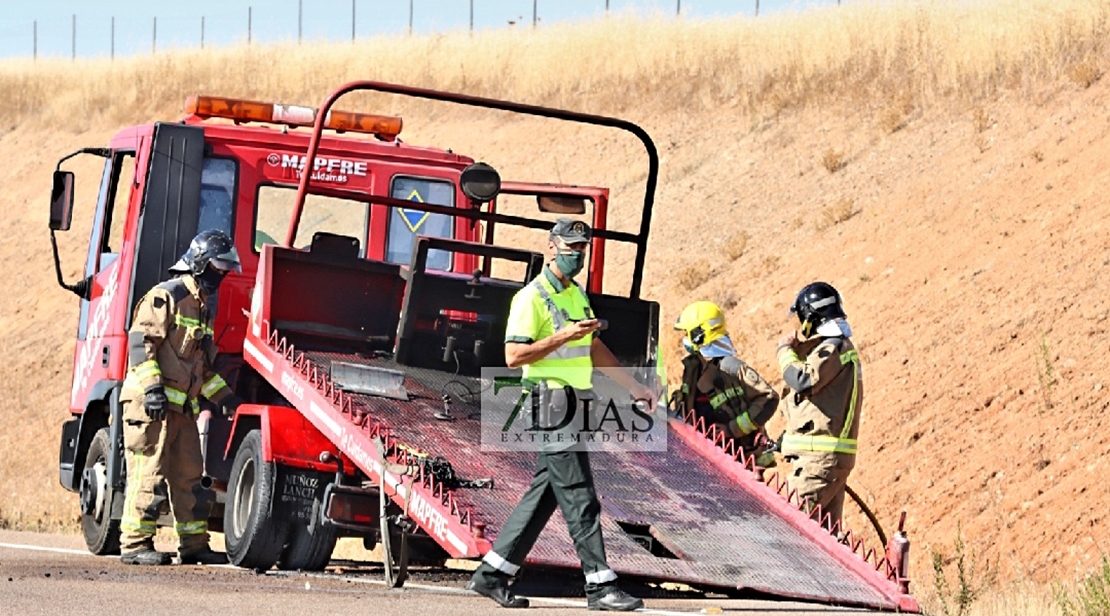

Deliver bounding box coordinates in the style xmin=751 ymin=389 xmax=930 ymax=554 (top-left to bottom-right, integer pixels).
xmin=244 ymin=336 xmax=917 ymax=612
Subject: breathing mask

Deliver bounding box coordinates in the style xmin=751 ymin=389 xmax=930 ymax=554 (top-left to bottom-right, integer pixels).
xmin=196 ymin=266 xmax=227 ymax=295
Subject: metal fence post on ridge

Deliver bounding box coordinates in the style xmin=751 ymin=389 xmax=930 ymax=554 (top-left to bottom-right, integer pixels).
xmin=351 ymin=0 xmax=356 ymax=41
xmin=71 ymin=14 xmax=76 ymax=60
xmin=111 ymin=16 xmax=115 ymax=59
xmin=249 ymin=6 xmax=253 ymax=45
xmin=298 ymin=0 xmax=303 ymax=44
xmin=533 ymin=0 xmax=537 ymax=28
xmin=409 ymin=0 xmax=413 ymax=35
xmin=153 ymin=16 xmax=157 ymax=54
xmin=201 ymin=16 xmax=206 ymax=49
xmin=33 ymin=20 xmax=37 ymax=61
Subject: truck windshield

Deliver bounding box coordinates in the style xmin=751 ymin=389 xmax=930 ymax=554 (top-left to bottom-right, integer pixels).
xmin=385 ymin=176 xmax=454 ymax=271
xmin=254 ymin=186 xmax=368 ymax=254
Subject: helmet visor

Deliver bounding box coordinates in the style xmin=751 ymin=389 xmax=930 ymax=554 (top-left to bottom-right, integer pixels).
xmin=210 ymin=245 xmax=242 ymax=274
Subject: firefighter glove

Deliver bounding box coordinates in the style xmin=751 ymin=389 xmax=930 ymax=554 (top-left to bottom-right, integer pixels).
xmin=221 ymin=395 xmax=245 ymax=417
xmin=143 ymin=385 xmax=168 ymax=421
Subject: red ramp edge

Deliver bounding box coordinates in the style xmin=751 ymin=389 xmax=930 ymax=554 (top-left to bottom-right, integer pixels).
xmin=669 ymin=415 xmax=920 ymax=613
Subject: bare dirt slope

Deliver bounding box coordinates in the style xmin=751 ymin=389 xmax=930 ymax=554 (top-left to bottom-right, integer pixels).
xmin=2 ymin=3 xmax=1109 ymax=599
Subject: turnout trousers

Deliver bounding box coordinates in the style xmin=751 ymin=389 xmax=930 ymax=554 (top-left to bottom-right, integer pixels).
xmin=472 ymin=450 xmax=618 ymax=600
xmin=119 ymin=397 xmax=210 ymax=555
xmin=786 ymin=452 xmax=854 ymax=529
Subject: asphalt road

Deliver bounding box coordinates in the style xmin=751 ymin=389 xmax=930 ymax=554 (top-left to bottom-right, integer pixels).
xmin=0 ymin=530 xmax=887 ymax=615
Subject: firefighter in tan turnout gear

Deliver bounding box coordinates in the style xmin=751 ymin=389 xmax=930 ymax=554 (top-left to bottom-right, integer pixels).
xmin=776 ymin=281 xmax=862 ymax=529
xmin=672 ymin=301 xmax=778 ymax=461
xmin=119 ymin=229 xmax=245 ymax=566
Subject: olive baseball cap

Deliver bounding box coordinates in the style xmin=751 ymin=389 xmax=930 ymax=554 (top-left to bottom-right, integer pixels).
xmin=550 ymin=218 xmax=592 ymax=244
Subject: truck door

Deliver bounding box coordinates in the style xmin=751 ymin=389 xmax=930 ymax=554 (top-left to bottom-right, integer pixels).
xmin=128 ymin=123 xmax=206 ymax=318
xmin=69 ymin=150 xmax=138 ymax=413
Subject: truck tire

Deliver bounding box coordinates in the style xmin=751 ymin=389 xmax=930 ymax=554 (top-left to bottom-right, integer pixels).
xmin=79 ymin=427 xmax=121 ymax=555
xmin=277 ymin=505 xmax=337 ymax=572
xmin=224 ymin=430 xmax=288 ymax=570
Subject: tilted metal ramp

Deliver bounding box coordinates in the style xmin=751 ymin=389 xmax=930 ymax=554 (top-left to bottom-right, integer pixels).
xmin=268 ymin=347 xmax=918 ymax=612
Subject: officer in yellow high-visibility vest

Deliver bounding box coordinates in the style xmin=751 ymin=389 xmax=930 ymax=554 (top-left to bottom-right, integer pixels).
xmin=467 ymin=219 xmax=653 ymax=612
xmin=776 ymin=281 xmax=862 ymax=529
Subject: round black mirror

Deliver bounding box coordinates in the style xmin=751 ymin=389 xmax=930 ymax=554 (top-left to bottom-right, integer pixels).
xmin=460 ymin=162 xmax=501 ymax=204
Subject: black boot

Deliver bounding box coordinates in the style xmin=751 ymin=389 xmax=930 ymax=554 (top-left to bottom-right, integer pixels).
xmin=177 ymin=547 xmax=228 ymax=565
xmin=466 ymin=569 xmax=529 ymax=608
xmin=588 ymin=588 xmax=644 ymax=611
xmin=121 ymin=548 xmax=172 ymax=566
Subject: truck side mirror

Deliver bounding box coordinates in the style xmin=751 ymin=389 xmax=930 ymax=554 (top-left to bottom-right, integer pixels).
xmin=460 ymin=162 xmax=500 ymax=205
xmin=50 ymin=170 xmax=75 ymax=232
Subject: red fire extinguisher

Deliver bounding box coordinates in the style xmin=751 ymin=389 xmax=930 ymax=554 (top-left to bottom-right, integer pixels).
xmin=885 ymin=511 xmax=911 ymax=594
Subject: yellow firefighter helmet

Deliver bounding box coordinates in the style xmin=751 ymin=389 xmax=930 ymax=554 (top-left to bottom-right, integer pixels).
xmin=674 ymin=301 xmax=729 ymax=353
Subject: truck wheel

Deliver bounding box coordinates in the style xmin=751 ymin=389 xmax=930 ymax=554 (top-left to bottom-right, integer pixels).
xmin=79 ymin=428 xmax=121 ymax=555
xmin=277 ymin=506 xmax=337 ymax=572
xmin=224 ymin=430 xmax=288 ymax=570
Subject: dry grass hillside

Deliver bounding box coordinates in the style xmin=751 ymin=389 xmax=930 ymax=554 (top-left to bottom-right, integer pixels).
xmin=3 ymin=1 xmax=1110 ymax=612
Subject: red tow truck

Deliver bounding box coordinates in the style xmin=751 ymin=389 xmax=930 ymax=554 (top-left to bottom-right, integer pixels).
xmin=49 ymin=81 xmax=918 ymax=611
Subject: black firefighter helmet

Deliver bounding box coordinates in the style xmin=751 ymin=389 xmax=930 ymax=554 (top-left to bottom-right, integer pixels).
xmin=169 ymin=229 xmax=242 ymax=276
xmin=790 ymin=281 xmax=846 ymax=336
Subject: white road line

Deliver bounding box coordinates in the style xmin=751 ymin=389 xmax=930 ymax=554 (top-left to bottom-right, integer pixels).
xmin=275 ymin=570 xmax=702 ymax=615
xmin=0 ymin=542 xmax=90 ymax=556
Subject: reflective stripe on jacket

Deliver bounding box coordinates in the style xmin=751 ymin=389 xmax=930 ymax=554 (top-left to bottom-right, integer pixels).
xmin=679 ymin=354 xmax=778 ymax=438
xmin=121 ymin=275 xmax=232 ymax=414
xmin=777 ymin=335 xmax=862 ymax=462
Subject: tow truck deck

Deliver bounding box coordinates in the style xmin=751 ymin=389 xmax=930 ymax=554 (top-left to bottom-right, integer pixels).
xmin=238 ymin=240 xmax=917 ymax=611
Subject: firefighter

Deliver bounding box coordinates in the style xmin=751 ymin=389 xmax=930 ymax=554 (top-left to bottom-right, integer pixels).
xmin=776 ymin=281 xmax=862 ymax=529
xmin=466 ymin=218 xmax=652 ymax=611
xmin=672 ymin=300 xmax=778 ymax=460
xmin=118 ymin=229 xmax=245 ymax=566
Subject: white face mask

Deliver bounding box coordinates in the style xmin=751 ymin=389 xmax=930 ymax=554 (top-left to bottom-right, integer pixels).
xmin=698 ymin=336 xmax=736 ymax=359
xmin=816 ymin=318 xmax=853 ymax=338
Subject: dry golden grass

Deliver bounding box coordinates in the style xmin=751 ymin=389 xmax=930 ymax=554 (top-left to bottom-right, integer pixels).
xmin=973 ymin=107 xmax=995 ymax=133
xmin=1068 ymin=60 xmax=1102 ymax=89
xmin=677 ymin=259 xmax=712 ymax=290
xmin=815 ymin=197 xmax=860 ymax=231
xmin=879 ymin=90 xmax=917 ymax=134
xmin=822 ymin=148 xmax=847 ymax=173
xmin=724 ymin=230 xmax=749 ymax=261
xmin=1 ymin=0 xmax=1109 ymax=131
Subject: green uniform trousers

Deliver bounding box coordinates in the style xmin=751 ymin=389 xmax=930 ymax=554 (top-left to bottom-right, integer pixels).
xmin=472 ymin=450 xmax=618 ymax=599
xmin=119 ymin=397 xmax=211 ymax=555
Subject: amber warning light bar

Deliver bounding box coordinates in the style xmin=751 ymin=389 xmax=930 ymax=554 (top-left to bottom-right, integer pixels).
xmin=184 ymin=94 xmax=403 ymax=140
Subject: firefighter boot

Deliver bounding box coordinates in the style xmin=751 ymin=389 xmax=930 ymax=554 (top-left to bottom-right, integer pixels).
xmin=121 ymin=548 xmax=172 ymax=566
xmin=177 ymin=546 xmax=228 ymax=565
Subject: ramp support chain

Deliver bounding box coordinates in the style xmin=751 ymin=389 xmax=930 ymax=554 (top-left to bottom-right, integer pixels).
xmin=373 ymin=436 xmax=419 ymax=588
